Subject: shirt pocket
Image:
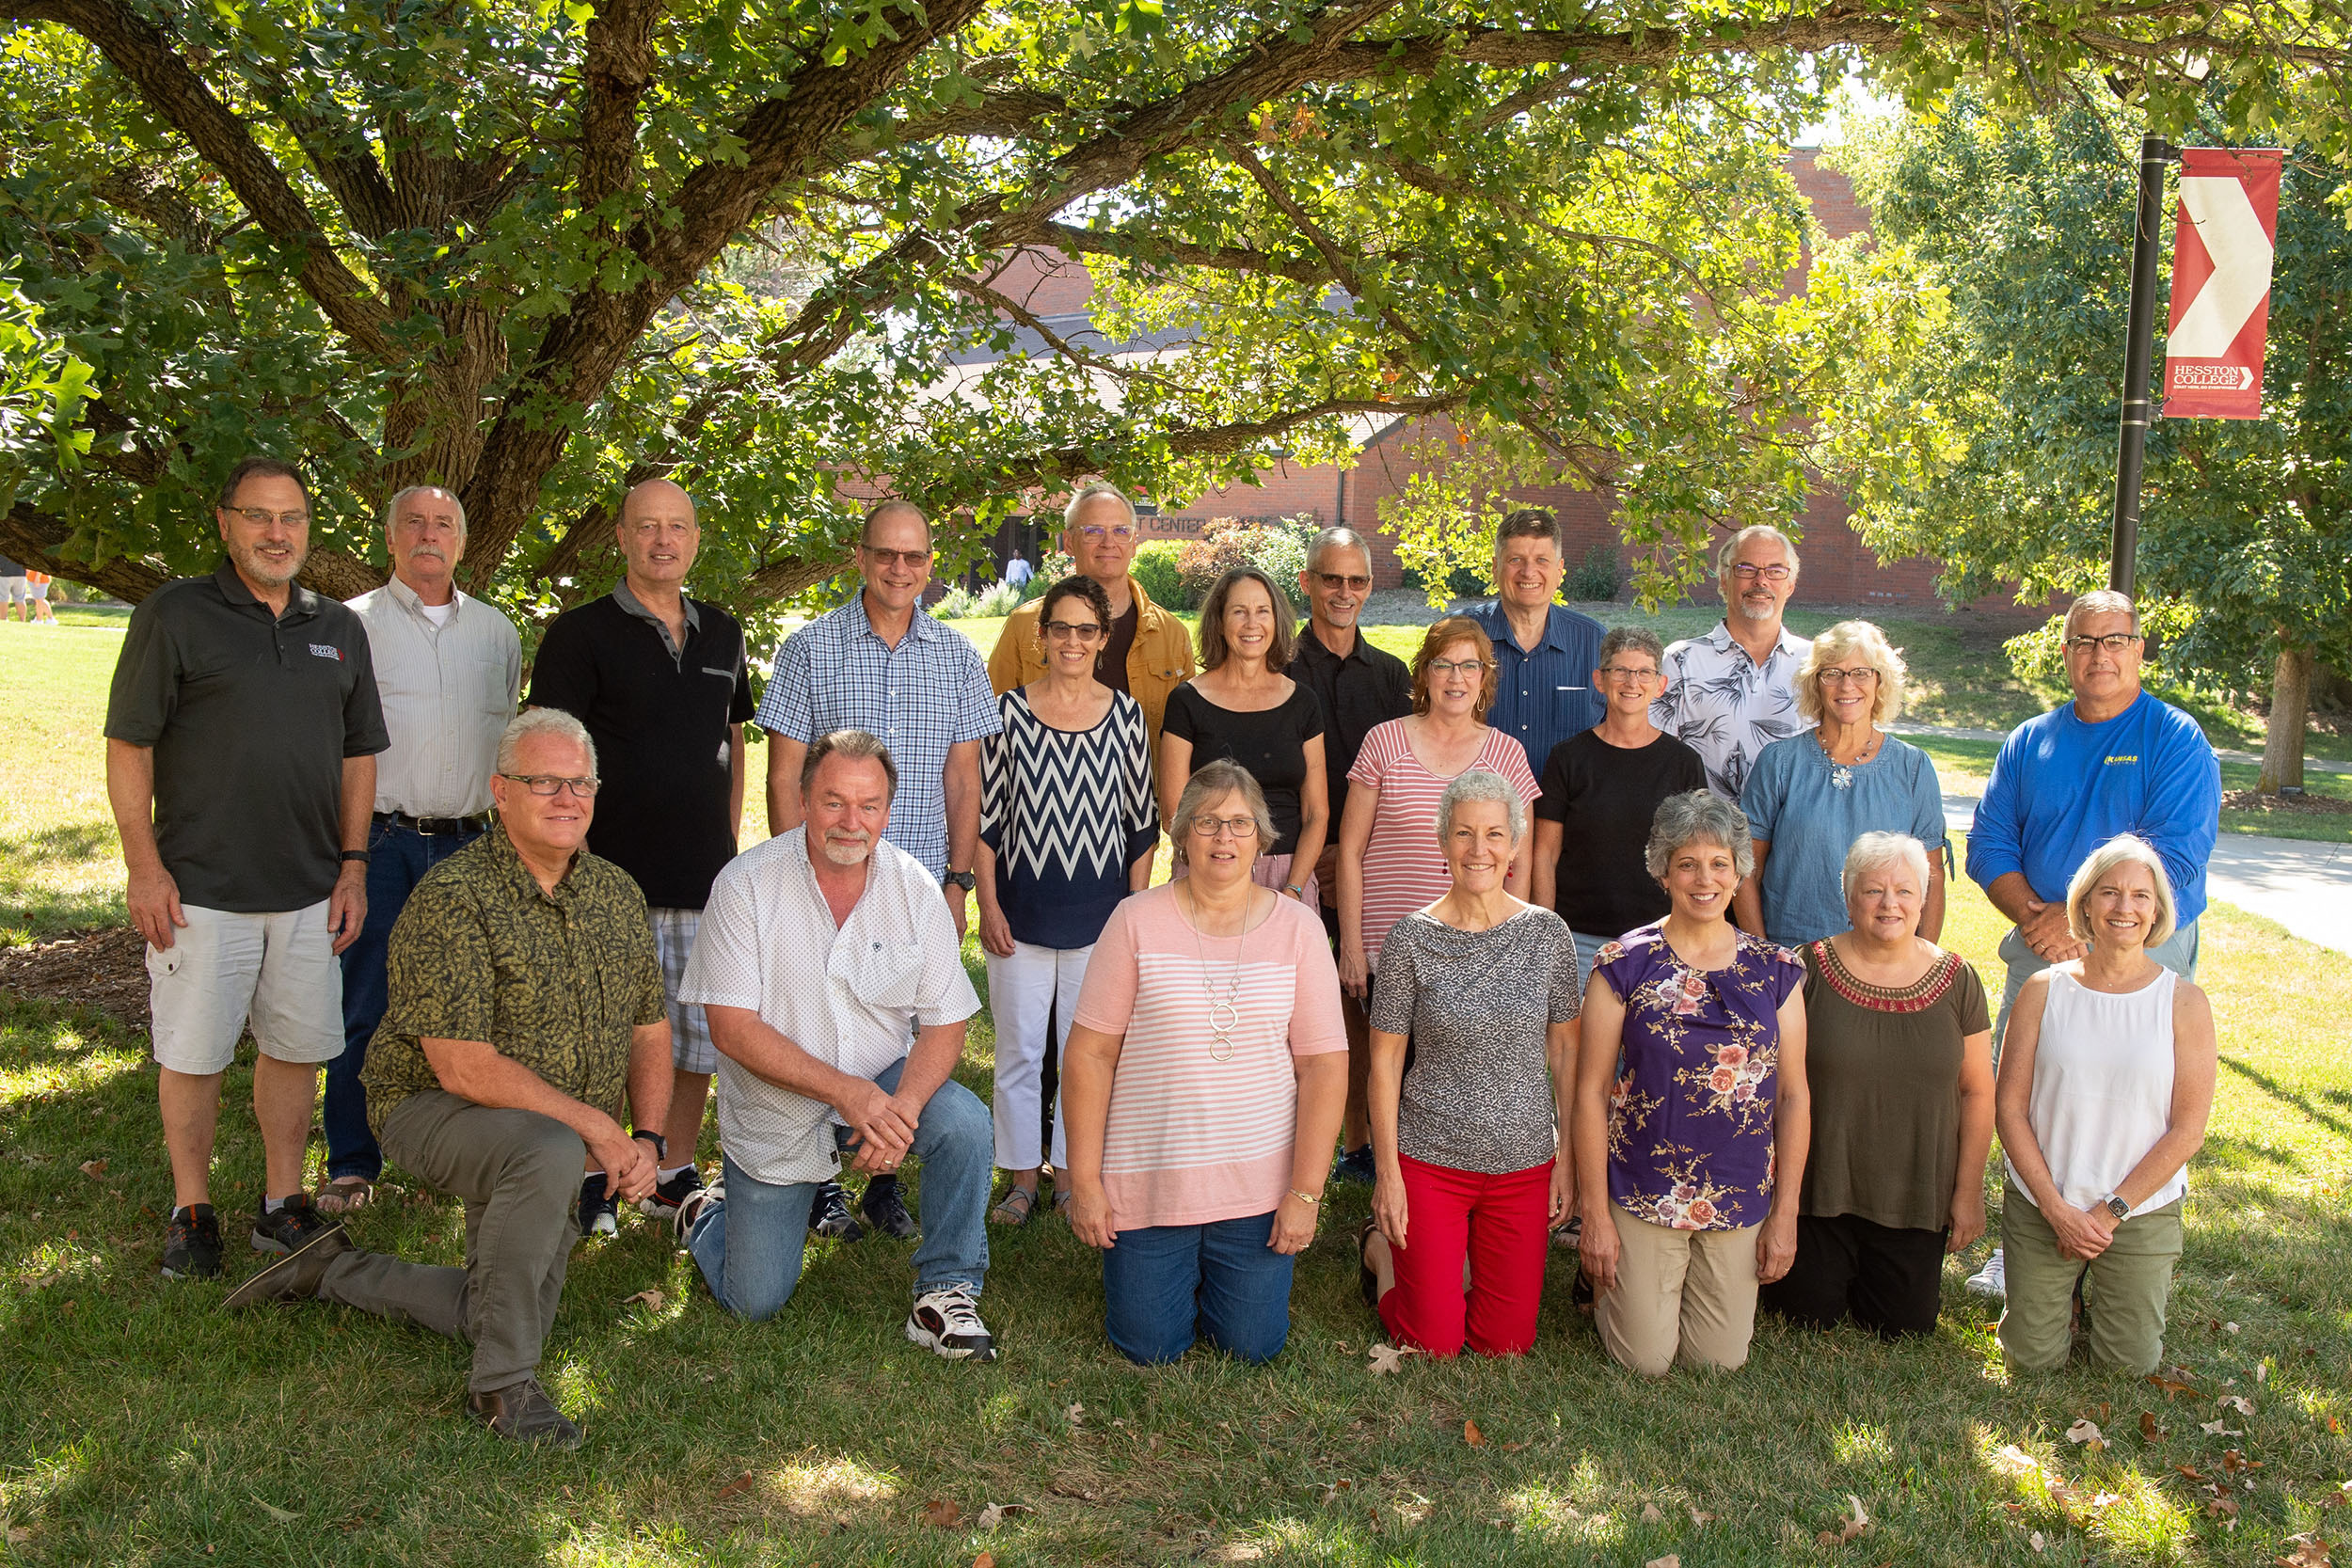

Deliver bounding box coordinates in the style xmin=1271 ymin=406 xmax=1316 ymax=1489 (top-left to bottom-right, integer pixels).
xmin=844 ymin=937 xmax=927 ymax=1012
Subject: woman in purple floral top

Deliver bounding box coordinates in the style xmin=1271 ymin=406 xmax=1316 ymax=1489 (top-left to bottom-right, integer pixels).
xmin=1571 ymin=789 xmax=1811 ymax=1376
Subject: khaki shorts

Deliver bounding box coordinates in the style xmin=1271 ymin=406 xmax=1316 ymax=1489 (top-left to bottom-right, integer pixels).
xmin=148 ymin=901 xmax=344 ymax=1074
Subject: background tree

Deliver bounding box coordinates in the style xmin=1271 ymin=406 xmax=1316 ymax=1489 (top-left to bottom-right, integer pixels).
xmin=0 ymin=0 xmax=2343 ymax=645
xmin=1817 ymin=86 xmax=2351 ymax=789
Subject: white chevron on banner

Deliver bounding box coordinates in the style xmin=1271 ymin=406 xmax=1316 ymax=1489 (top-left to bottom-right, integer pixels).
xmin=2169 ymin=176 xmax=2275 ymax=357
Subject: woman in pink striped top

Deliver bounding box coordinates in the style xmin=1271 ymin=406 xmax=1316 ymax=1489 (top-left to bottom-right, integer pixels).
xmin=1336 ymin=617 xmax=1541 ymax=998
xmin=1062 ymin=759 xmax=1349 ymax=1365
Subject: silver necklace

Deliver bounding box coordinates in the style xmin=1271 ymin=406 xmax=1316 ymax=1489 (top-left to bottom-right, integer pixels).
xmin=1185 ymin=886 xmax=1246 ymax=1062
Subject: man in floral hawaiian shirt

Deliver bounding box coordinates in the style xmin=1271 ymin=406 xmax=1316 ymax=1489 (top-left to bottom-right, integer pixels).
xmin=1650 ymin=526 xmax=1812 ymax=805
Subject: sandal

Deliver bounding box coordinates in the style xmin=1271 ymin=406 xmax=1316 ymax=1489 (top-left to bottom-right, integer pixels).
xmin=988 ymin=1186 xmax=1041 ymax=1227
xmin=1357 ymin=1217 xmax=1380 ymax=1308
xmin=315 ymin=1176 xmax=374 ymax=1214
xmin=1051 ymin=1189 xmax=1073 ymax=1218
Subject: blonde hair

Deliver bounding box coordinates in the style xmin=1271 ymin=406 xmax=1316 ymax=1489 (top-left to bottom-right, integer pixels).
xmin=2066 ymin=834 xmax=2179 ymax=950
xmin=1796 ymin=619 xmax=1908 ymax=726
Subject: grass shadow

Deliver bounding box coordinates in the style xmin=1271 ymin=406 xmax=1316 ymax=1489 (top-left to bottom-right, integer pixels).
xmin=2217 ymin=1053 xmax=2352 ymax=1141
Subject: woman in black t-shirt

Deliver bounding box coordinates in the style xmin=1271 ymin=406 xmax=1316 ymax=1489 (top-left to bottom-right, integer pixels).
xmin=1160 ymin=567 xmax=1328 ymax=904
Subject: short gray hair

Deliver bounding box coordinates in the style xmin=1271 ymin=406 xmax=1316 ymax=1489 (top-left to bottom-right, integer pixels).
xmin=1598 ymin=625 xmax=1664 ymax=670
xmin=802 ymin=729 xmax=899 ymax=801
xmin=1062 ymin=482 xmax=1136 ymax=531
xmin=1645 ymin=789 xmax=1755 ymax=880
xmin=1436 ymin=768 xmax=1526 ymax=846
xmin=1306 ymin=526 xmax=1374 ymax=576
xmin=1842 ymin=831 xmax=1931 ymax=903
xmin=2066 ymin=833 xmax=2178 ymax=949
xmin=385 ymin=484 xmax=468 ymax=546
xmin=1714 ymin=523 xmax=1801 ymax=579
xmin=2062 ymin=589 xmax=2140 ymax=640
xmin=500 ymin=708 xmax=596 ymax=775
xmin=1168 ymin=759 xmax=1274 ymax=864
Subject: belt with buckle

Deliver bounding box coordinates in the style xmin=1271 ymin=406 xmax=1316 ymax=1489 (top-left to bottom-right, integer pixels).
xmin=376 ymin=810 xmax=493 ymax=836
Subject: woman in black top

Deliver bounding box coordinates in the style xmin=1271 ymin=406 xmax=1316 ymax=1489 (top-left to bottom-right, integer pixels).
xmin=1160 ymin=567 xmax=1328 ymax=903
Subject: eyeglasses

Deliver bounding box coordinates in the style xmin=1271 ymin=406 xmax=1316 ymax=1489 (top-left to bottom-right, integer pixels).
xmin=1598 ymin=664 xmax=1659 ymax=683
xmin=1041 ymin=620 xmax=1104 ymax=641
xmin=1312 ymin=572 xmax=1373 ymax=593
xmin=224 ymin=506 xmax=311 ymax=529
xmin=500 ymin=773 xmax=600 ymax=798
xmin=1726 ymin=562 xmax=1791 ymax=581
xmin=1426 ymin=658 xmax=1490 ymax=677
xmin=1818 ymin=666 xmax=1881 ymax=686
xmin=1077 ymin=524 xmax=1136 ymax=542
xmin=862 ymin=546 xmax=930 ymax=569
xmin=2064 ymin=633 xmax=2143 ymax=655
xmin=1187 ymin=816 xmax=1260 ymax=839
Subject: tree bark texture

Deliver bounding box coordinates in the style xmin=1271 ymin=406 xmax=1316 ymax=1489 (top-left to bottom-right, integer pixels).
xmin=2258 ymin=631 xmax=2312 ymax=794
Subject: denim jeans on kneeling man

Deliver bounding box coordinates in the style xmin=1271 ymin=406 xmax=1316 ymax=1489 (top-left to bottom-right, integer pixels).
xmin=686 ymin=1055 xmax=992 ymax=1321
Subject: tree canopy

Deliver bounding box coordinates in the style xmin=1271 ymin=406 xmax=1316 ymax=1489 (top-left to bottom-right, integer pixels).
xmin=1817 ymin=85 xmax=2351 ymax=784
xmin=0 ymin=0 xmax=2344 ymax=640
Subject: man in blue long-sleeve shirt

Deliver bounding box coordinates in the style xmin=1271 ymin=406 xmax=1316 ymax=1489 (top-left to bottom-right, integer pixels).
xmin=1962 ymin=589 xmax=2219 ymax=1296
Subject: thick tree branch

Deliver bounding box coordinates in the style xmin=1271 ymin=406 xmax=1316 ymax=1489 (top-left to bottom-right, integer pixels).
xmin=0 ymin=503 xmax=172 ymax=603
xmin=580 ymin=0 xmax=662 ymax=221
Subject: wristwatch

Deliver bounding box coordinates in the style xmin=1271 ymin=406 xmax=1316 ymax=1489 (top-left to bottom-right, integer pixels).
xmin=631 ymin=1129 xmax=668 ymax=1162
xmin=2098 ymin=1193 xmax=2130 ymax=1221
xmin=340 ymin=849 xmax=371 ymax=864
xmin=942 ymin=869 xmax=977 ymax=892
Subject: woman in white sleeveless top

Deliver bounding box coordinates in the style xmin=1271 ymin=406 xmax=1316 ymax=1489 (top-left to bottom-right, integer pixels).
xmin=1993 ymin=835 xmax=2217 ymax=1373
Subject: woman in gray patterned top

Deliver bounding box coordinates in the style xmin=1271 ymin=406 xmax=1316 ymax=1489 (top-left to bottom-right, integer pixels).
xmin=1359 ymin=768 xmax=1582 ymax=1357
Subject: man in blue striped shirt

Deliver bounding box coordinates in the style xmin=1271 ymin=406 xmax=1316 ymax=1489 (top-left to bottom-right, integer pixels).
xmin=1463 ymin=507 xmax=1607 ymax=780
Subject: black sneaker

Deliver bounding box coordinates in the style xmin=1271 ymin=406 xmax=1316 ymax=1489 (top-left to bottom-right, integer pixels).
xmin=578 ymin=1176 xmax=618 ymax=1242
xmin=636 ymin=1164 xmax=705 ymax=1217
xmin=161 ymin=1204 xmax=223 ymax=1279
xmin=810 ymin=1180 xmax=864 ymax=1242
xmin=468 ymin=1377 xmax=582 ymax=1449
xmin=859 ymin=1178 xmax=918 ymax=1241
xmin=250 ymin=1194 xmax=343 ymax=1258
xmin=1331 ymin=1145 xmax=1376 ymax=1187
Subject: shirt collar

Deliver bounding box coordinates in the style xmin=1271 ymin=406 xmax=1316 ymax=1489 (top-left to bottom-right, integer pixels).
xmin=1485 ymin=599 xmax=1572 ymax=655
xmin=490 ymin=822 xmax=583 ymax=904
xmin=213 ymin=560 xmax=318 ymax=620
xmin=383 ymin=572 xmax=466 ymax=620
xmin=1704 ymin=620 xmax=1805 ymax=662
xmin=853 ymin=591 xmax=940 ymax=644
xmin=1294 ymin=620 xmax=1369 ymax=668
xmin=613 ymin=578 xmax=701 ymax=635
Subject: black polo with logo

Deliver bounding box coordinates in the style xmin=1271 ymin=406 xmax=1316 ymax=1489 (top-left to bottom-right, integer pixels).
xmin=104 ymin=562 xmax=390 ymax=912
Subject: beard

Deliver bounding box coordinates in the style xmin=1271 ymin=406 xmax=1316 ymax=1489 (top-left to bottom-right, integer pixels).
xmin=818 ymin=832 xmax=873 ymax=867
xmin=230 ymin=535 xmax=308 ymax=588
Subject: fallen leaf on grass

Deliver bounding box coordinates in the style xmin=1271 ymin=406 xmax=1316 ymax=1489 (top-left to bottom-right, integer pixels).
xmin=1064 ymin=1402 xmax=1086 ymax=1426
xmin=2274 ymin=1534 xmax=2331 ymax=1567
xmin=713 ymin=1471 xmax=755 ymax=1501
xmin=2029 ymin=1531 xmax=2046 ymax=1553
xmin=7 ymin=1526 xmax=31 ymax=1544
xmin=2257 ymin=1363 xmax=2270 ymax=1384
xmin=1991 ymin=1444 xmax=2043 ymax=1479
xmin=1643 ymin=1557 xmax=1679 ymax=1568
xmin=975 ymin=1503 xmax=1032 ymax=1529
xmin=1367 ymin=1343 xmax=1420 ymax=1375
xmin=2224 ymin=1322 xmax=2241 ymax=1335
xmin=622 ymin=1288 xmax=665 ymax=1311
xmin=2176 ymin=1464 xmax=2209 ymax=1482
xmin=2141 ymin=1413 xmax=2166 ymax=1441
xmin=1463 ymin=1419 xmax=1486 ymax=1449
xmin=2206 ymin=1496 xmax=2241 ymax=1519
xmin=1501 ymin=1441 xmax=1529 ymax=1453
xmin=1641 ymin=1501 xmax=1663 ymax=1523
xmin=250 ymin=1495 xmax=299 ymax=1524
xmin=2221 ymin=1450 xmax=2264 ymax=1474
xmin=1817 ymin=1494 xmax=1871 ymax=1545
xmin=922 ymin=1498 xmax=964 ymax=1528
xmin=2201 ymin=1420 xmax=2243 ymax=1437
xmin=1687 ymin=1505 xmax=1717 ymax=1527
xmin=2148 ymin=1371 xmax=2200 ymax=1400
xmin=2065 ymin=1418 xmax=2106 ymax=1449
xmin=2219 ymin=1394 xmax=2256 ymax=1416
xmin=974 ymin=1554 xmax=996 ymax=1568
xmin=78 ymin=1159 xmax=105 ymax=1178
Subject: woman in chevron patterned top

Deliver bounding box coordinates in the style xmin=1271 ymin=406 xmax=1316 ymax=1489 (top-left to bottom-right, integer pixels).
xmin=975 ymin=576 xmax=1161 ymax=1227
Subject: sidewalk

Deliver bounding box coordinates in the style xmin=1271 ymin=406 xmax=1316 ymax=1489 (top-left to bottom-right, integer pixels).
xmin=1891 ymin=719 xmax=2352 ymax=777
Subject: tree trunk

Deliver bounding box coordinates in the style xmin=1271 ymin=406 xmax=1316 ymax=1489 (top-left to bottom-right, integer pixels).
xmin=2258 ymin=629 xmax=2312 ymax=794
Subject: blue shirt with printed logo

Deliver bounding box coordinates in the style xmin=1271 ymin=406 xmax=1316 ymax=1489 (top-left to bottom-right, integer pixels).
xmin=1965 ymin=689 xmax=2220 ymax=924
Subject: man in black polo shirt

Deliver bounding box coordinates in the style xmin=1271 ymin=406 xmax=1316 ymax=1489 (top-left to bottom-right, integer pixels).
xmin=1286 ymin=526 xmax=1411 ymax=1187
xmin=527 ymin=478 xmax=753 ymax=1234
xmin=104 ymin=455 xmax=389 ymax=1279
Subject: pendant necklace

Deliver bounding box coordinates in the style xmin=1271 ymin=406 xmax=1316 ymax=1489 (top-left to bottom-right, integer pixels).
xmin=1186 ymin=886 xmax=1246 ymax=1062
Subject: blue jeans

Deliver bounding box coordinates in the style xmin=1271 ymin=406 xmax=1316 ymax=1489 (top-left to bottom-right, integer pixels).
xmin=1570 ymin=930 xmax=1612 ymax=990
xmin=688 ymin=1056 xmax=992 ymax=1321
xmin=330 ymin=818 xmax=484 ymax=1180
xmin=1101 ymin=1210 xmax=1295 ymax=1365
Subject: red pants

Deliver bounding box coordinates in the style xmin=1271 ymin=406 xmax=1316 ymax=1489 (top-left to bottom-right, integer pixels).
xmin=1377 ymin=1152 xmax=1552 ymax=1357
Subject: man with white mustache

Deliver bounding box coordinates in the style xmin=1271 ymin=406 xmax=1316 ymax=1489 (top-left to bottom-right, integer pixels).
xmin=673 ymin=730 xmax=998 ymax=1361
xmin=331 ymin=485 xmax=521 ymax=1213
xmin=1652 ymin=525 xmax=1813 ymax=804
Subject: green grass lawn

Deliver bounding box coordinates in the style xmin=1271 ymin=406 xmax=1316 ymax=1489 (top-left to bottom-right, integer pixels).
xmin=1910 ymin=736 xmax=2352 ymax=845
xmin=3 ymin=616 xmax=2349 ymax=1565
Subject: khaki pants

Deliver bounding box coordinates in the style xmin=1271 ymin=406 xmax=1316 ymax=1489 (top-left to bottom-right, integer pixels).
xmin=1997 ymin=1185 xmax=2183 ymax=1375
xmin=317 ymin=1091 xmax=584 ymax=1393
xmin=1595 ymin=1206 xmax=1760 ymax=1376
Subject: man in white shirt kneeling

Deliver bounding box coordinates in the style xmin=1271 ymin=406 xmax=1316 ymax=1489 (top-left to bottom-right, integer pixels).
xmin=674 ymin=728 xmax=996 ymax=1360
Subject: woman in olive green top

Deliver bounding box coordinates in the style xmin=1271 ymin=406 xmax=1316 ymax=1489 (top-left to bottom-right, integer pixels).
xmin=1759 ymin=832 xmax=1994 ymax=1338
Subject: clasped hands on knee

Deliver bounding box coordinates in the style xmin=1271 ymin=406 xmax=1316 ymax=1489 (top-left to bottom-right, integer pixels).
xmin=834 ymin=1079 xmax=917 ymax=1173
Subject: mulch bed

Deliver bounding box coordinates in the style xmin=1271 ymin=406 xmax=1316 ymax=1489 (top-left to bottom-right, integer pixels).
xmin=0 ymin=925 xmax=151 ymax=1030
xmin=2221 ymin=787 xmax=2352 ymax=817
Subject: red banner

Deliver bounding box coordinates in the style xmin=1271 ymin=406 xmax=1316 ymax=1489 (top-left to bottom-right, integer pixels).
xmin=2162 ymin=148 xmax=2283 ymax=420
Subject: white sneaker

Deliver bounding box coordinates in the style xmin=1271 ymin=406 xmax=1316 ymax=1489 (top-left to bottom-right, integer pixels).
xmin=1964 ymin=1247 xmax=2007 ymax=1298
xmin=672 ymin=1184 xmax=722 ymax=1245
xmin=906 ymin=1283 xmax=998 ymax=1362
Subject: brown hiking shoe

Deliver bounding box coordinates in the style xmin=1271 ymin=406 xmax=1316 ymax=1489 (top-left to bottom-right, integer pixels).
xmin=468 ymin=1378 xmax=582 ymax=1449
xmin=220 ymin=1226 xmax=353 ymax=1311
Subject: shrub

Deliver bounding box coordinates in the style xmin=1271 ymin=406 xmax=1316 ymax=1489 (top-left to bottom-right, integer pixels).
xmin=1402 ymin=562 xmax=1490 ymax=601
xmin=930 ymin=583 xmax=979 ymax=619
xmin=1564 ymin=543 xmax=1621 ymax=602
xmin=1174 ymin=516 xmax=1317 ymax=608
xmin=1131 ymin=540 xmax=1190 ymax=610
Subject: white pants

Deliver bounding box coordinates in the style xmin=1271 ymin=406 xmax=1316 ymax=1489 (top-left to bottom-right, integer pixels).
xmin=148 ymin=901 xmax=343 ymax=1074
xmin=983 ymin=941 xmax=1092 ymax=1170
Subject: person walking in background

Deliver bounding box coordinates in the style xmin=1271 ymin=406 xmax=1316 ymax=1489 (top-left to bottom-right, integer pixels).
xmin=1572 ymin=791 xmax=1809 ymax=1376
xmin=1160 ymin=567 xmax=1328 ymax=904
xmin=1759 ymin=833 xmax=1993 ymax=1338
xmin=1337 ymin=617 xmax=1540 ymax=1005
xmin=24 ymin=568 xmax=56 ymax=625
xmin=228 ymin=709 xmax=674 ymax=1448
xmin=1287 ymin=527 xmax=1412 ymax=1188
xmin=1003 ymin=554 xmax=1034 ymax=594
xmin=0 ymin=553 xmax=29 ymax=621
xmin=989 ymin=482 xmax=1196 ymax=756
xmin=760 ymin=499 xmax=1001 ymax=1243
xmin=1962 ymin=589 xmax=2218 ymax=1299
xmin=1652 ymin=526 xmax=1812 ymax=802
xmin=528 ymin=478 xmax=753 ymax=1239
xmin=327 ymin=485 xmax=520 ymax=1213
xmin=975 ymin=577 xmax=1158 ymax=1226
xmin=1060 ymin=761 xmax=1348 ymax=1366
xmin=103 ymin=456 xmax=388 ymax=1278
xmin=1531 ymin=626 xmax=1706 ymax=985
xmin=1735 ymin=620 xmax=1947 ymax=947
xmin=1993 ymin=836 xmax=2215 ymax=1374
xmin=1463 ymin=507 xmax=1605 ymax=779
xmin=1359 ymin=770 xmax=1581 ymax=1358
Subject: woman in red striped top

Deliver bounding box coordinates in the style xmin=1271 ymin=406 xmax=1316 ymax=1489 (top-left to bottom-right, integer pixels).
xmin=1336 ymin=617 xmax=1540 ymax=1000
